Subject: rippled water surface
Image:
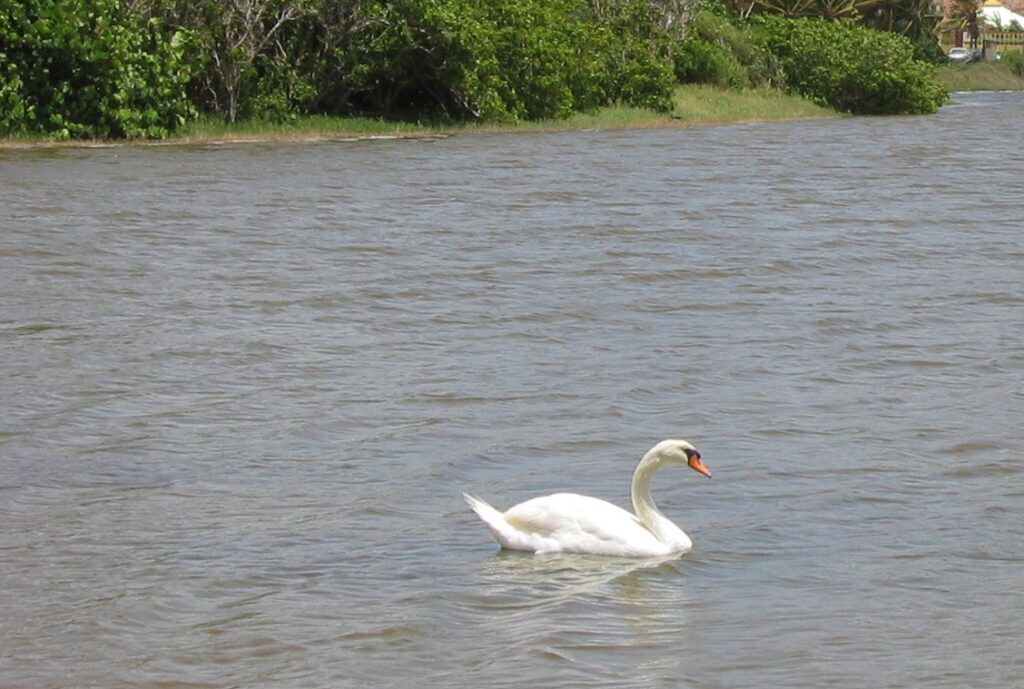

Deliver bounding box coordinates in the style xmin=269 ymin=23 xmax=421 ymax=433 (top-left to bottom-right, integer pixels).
xmin=2 ymin=91 xmax=1023 ymax=689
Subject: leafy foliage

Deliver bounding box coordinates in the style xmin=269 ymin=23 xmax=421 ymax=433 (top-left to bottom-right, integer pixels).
xmin=860 ymin=0 xmax=944 ymax=63
xmin=1 ymin=0 xmax=953 ymax=138
xmin=595 ymin=0 xmax=678 ymax=112
xmin=145 ymin=0 xmax=676 ymax=124
xmin=157 ymin=0 xmax=310 ymax=123
xmin=1002 ymin=50 xmax=1024 ymax=78
xmin=674 ymin=9 xmax=780 ymax=88
xmin=326 ymin=0 xmax=674 ymax=122
xmin=675 ymin=37 xmax=748 ymax=87
xmin=334 ymin=0 xmax=579 ymax=121
xmin=756 ymin=16 xmax=948 ymax=114
xmin=730 ymin=0 xmax=943 ymax=63
xmin=0 ymin=0 xmax=195 ymax=139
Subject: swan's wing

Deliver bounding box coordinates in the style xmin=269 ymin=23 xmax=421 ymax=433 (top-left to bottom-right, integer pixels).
xmin=502 ymin=493 xmax=666 ymax=555
xmin=505 ymin=493 xmax=639 ymax=532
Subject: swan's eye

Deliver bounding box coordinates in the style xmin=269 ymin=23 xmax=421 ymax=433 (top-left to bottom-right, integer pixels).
xmin=684 ymin=448 xmax=700 ymax=460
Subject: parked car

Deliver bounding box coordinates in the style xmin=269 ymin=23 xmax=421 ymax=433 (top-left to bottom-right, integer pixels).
xmin=947 ymin=47 xmax=973 ymax=63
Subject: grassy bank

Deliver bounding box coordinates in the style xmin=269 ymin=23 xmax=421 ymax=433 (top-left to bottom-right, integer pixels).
xmin=168 ymin=86 xmax=838 ymax=143
xmin=2 ymin=86 xmax=837 ymax=148
xmin=462 ymin=86 xmax=837 ymax=134
xmin=937 ymin=62 xmax=1024 ymax=92
xmin=669 ymin=85 xmax=836 ymax=124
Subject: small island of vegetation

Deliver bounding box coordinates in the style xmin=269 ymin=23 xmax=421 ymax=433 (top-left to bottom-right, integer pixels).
xmin=1 ymin=0 xmax=1022 ymax=145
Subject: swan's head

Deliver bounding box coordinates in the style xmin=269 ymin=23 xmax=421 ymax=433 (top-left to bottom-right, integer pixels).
xmin=653 ymin=439 xmax=712 ymax=478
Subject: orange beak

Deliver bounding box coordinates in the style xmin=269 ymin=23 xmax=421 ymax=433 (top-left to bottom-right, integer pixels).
xmin=688 ymin=455 xmax=712 ymax=478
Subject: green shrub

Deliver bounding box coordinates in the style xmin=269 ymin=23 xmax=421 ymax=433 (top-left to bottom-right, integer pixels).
xmin=594 ymin=0 xmax=675 ymax=112
xmin=675 ymin=39 xmax=749 ymax=88
xmin=335 ymin=0 xmax=673 ymax=121
xmin=690 ymin=9 xmax=764 ymax=69
xmin=909 ymin=33 xmax=946 ymax=65
xmin=3 ymin=0 xmax=670 ymax=131
xmin=1003 ymin=50 xmax=1024 ymax=78
xmin=0 ymin=0 xmax=195 ymax=139
xmin=336 ymin=0 xmax=536 ymax=121
xmin=674 ymin=10 xmax=781 ymax=89
xmin=247 ymin=55 xmax=318 ymax=124
xmin=756 ymin=16 xmax=948 ymax=115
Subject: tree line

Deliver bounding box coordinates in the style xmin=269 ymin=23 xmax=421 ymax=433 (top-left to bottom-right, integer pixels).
xmin=0 ymin=0 xmax=948 ymax=140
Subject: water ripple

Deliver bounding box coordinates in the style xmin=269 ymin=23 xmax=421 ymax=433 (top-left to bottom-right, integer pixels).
xmin=1 ymin=92 xmax=1023 ymax=689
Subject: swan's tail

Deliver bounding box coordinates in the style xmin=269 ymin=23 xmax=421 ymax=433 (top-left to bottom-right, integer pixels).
xmin=463 ymin=492 xmax=503 ymax=524
xmin=463 ymin=493 xmax=515 ymax=549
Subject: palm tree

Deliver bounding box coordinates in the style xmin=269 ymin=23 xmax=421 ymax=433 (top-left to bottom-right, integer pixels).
xmin=722 ymin=0 xmax=814 ymax=18
xmin=860 ymin=0 xmax=942 ymax=44
xmin=816 ymin=0 xmax=861 ymax=20
xmin=941 ymin=0 xmax=982 ymax=49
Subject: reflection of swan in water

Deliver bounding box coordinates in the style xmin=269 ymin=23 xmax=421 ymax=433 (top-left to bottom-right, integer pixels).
xmin=473 ymin=549 xmax=681 ymax=607
xmin=464 ymin=439 xmax=711 ymax=557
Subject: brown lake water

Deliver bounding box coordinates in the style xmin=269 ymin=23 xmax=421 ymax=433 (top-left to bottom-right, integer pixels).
xmin=1 ymin=91 xmax=1022 ymax=688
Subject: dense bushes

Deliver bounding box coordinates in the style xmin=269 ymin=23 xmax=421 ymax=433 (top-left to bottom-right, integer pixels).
xmin=757 ymin=16 xmax=948 ymax=114
xmin=675 ymin=10 xmax=779 ymax=89
xmin=672 ymin=0 xmax=948 ymax=114
xmin=595 ymin=0 xmax=676 ymax=113
xmin=1003 ymin=50 xmax=1024 ymax=78
xmin=0 ymin=0 xmax=194 ymax=139
xmin=732 ymin=0 xmax=945 ymax=64
xmin=1 ymin=0 xmax=676 ymax=136
xmin=0 ymin=0 xmax=951 ymax=139
xmin=672 ymin=8 xmax=946 ymax=115
xmin=141 ymin=0 xmax=678 ymax=124
xmin=326 ymin=0 xmax=674 ymax=122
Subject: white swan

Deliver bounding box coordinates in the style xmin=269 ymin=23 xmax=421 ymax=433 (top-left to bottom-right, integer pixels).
xmin=463 ymin=439 xmax=711 ymax=557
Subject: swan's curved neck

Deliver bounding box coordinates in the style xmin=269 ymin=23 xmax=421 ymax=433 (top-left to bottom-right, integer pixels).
xmin=631 ymin=449 xmax=689 ymax=547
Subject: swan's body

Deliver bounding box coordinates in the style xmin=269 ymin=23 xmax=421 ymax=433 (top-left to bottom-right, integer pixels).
xmin=463 ymin=439 xmax=711 ymax=557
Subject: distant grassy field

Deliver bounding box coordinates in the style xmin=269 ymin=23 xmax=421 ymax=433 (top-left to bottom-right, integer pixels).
xmin=937 ymin=62 xmax=1024 ymax=92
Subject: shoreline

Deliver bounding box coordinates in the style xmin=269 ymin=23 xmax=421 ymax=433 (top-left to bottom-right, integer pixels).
xmin=0 ymin=86 xmax=838 ymax=150
xmin=4 ymin=61 xmax=1022 ymax=151
xmin=8 ymin=78 xmax=1023 ymax=151
xmin=0 ymin=114 xmax=829 ymax=150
